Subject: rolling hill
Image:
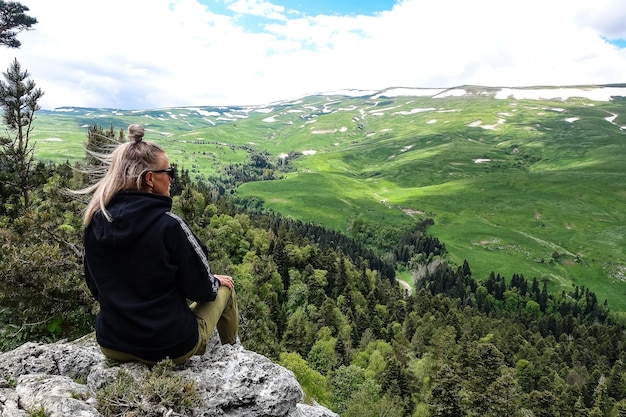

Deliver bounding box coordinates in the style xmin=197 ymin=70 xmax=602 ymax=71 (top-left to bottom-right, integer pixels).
xmin=31 ymin=84 xmax=626 ymax=313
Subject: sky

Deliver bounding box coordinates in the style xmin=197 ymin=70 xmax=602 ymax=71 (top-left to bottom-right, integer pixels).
xmin=0 ymin=0 xmax=625 ymax=110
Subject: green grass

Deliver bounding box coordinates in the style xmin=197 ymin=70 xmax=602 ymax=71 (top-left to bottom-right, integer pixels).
xmin=29 ymin=90 xmax=626 ymax=312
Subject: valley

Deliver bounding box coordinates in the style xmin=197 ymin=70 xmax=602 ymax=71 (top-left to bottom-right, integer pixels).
xmin=31 ymin=84 xmax=626 ymax=313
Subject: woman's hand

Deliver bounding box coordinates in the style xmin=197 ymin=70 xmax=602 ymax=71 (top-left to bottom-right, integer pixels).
xmin=215 ymin=274 xmax=234 ymax=290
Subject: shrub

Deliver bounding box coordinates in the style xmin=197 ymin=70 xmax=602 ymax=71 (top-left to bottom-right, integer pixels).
xmin=96 ymin=359 xmax=200 ymax=416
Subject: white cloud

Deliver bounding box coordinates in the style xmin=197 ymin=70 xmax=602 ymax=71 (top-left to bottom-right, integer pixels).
xmin=0 ymin=0 xmax=623 ymax=109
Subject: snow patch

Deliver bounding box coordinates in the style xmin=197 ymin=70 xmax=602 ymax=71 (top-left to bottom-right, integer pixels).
xmin=370 ymin=104 xmax=403 ymax=113
xmin=434 ymin=89 xmax=468 ymax=98
xmin=322 ymin=89 xmax=379 ymax=97
xmin=373 ymin=87 xmax=446 ymax=98
xmin=495 ymin=87 xmax=626 ymax=102
xmin=482 ymin=118 xmax=506 ymax=130
xmin=187 ymin=108 xmax=216 ymax=117
xmin=468 ymin=118 xmax=505 ymax=130
xmin=394 ymin=107 xmax=436 ymax=115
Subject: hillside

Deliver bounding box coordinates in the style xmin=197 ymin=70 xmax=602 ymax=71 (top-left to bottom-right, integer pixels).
xmin=31 ymin=84 xmax=626 ymax=312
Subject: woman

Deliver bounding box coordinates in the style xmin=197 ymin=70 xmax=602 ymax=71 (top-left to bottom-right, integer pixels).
xmin=81 ymin=124 xmax=238 ymax=365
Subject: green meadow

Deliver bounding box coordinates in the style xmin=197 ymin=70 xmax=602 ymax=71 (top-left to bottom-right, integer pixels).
xmin=30 ymin=89 xmax=626 ymax=312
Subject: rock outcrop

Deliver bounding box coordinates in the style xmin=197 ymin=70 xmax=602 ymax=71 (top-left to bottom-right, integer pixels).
xmin=0 ymin=334 xmax=338 ymax=417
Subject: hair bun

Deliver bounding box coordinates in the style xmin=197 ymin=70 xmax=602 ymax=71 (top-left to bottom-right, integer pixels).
xmin=128 ymin=124 xmax=145 ymax=143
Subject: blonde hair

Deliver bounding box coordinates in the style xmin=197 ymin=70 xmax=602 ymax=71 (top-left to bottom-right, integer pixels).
xmin=80 ymin=124 xmax=165 ymax=225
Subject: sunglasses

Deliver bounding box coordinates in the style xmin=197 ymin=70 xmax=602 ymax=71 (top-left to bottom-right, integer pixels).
xmin=151 ymin=167 xmax=176 ymax=180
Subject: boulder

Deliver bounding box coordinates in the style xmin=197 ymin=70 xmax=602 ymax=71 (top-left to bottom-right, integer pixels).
xmin=0 ymin=334 xmax=338 ymax=417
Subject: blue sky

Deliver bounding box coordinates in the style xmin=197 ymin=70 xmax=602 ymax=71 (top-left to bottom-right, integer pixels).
xmin=269 ymin=0 xmax=397 ymax=15
xmin=1 ymin=0 xmax=625 ymax=109
xmin=199 ymin=0 xmax=399 ymax=17
xmin=197 ymin=0 xmax=399 ymax=34
xmin=608 ymin=39 xmax=626 ymax=48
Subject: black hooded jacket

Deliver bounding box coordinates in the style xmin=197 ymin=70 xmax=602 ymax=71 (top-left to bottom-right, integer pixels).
xmin=84 ymin=191 xmax=220 ymax=361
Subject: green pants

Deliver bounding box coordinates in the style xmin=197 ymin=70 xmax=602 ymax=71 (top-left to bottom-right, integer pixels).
xmin=101 ymin=286 xmax=238 ymax=365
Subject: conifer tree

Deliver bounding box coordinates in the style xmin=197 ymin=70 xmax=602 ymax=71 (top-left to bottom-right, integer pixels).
xmin=0 ymin=1 xmax=37 ymax=48
xmin=84 ymin=124 xmax=122 ymax=166
xmin=0 ymin=58 xmax=43 ymax=209
xmin=430 ymin=364 xmax=464 ymax=417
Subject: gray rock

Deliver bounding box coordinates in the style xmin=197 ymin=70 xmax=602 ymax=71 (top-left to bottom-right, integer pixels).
xmin=16 ymin=374 xmax=99 ymax=417
xmin=0 ymin=334 xmax=338 ymax=417
xmin=0 ymin=387 xmax=28 ymax=417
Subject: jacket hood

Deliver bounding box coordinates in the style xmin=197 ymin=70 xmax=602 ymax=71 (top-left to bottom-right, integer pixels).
xmin=89 ymin=192 xmax=173 ymax=246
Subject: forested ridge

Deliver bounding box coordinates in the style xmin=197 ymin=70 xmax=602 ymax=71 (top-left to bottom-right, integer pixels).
xmin=1 ymin=124 xmax=626 ymax=417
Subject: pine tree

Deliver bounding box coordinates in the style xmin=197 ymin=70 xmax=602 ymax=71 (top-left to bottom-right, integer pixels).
xmin=0 ymin=58 xmax=43 ymax=209
xmin=430 ymin=364 xmax=464 ymax=417
xmin=0 ymin=1 xmax=37 ymax=48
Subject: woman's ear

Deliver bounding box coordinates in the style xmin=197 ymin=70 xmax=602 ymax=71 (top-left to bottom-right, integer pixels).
xmin=143 ymin=171 xmax=154 ymax=188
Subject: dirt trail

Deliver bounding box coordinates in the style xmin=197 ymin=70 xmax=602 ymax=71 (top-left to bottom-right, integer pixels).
xmin=398 ymin=279 xmax=412 ymax=295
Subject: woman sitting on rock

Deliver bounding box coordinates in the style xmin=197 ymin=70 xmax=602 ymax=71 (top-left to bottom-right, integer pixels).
xmin=80 ymin=123 xmax=238 ymax=365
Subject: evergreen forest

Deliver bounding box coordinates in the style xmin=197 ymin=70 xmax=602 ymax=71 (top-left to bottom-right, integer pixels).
xmin=3 ymin=121 xmax=626 ymax=417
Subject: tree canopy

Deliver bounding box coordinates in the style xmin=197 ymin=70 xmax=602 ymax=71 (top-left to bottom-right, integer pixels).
xmin=0 ymin=1 xmax=37 ymax=48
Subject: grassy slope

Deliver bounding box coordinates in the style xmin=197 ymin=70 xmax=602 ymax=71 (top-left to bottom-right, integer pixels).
xmin=237 ymin=94 xmax=626 ymax=312
xmin=31 ymin=92 xmax=626 ymax=312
